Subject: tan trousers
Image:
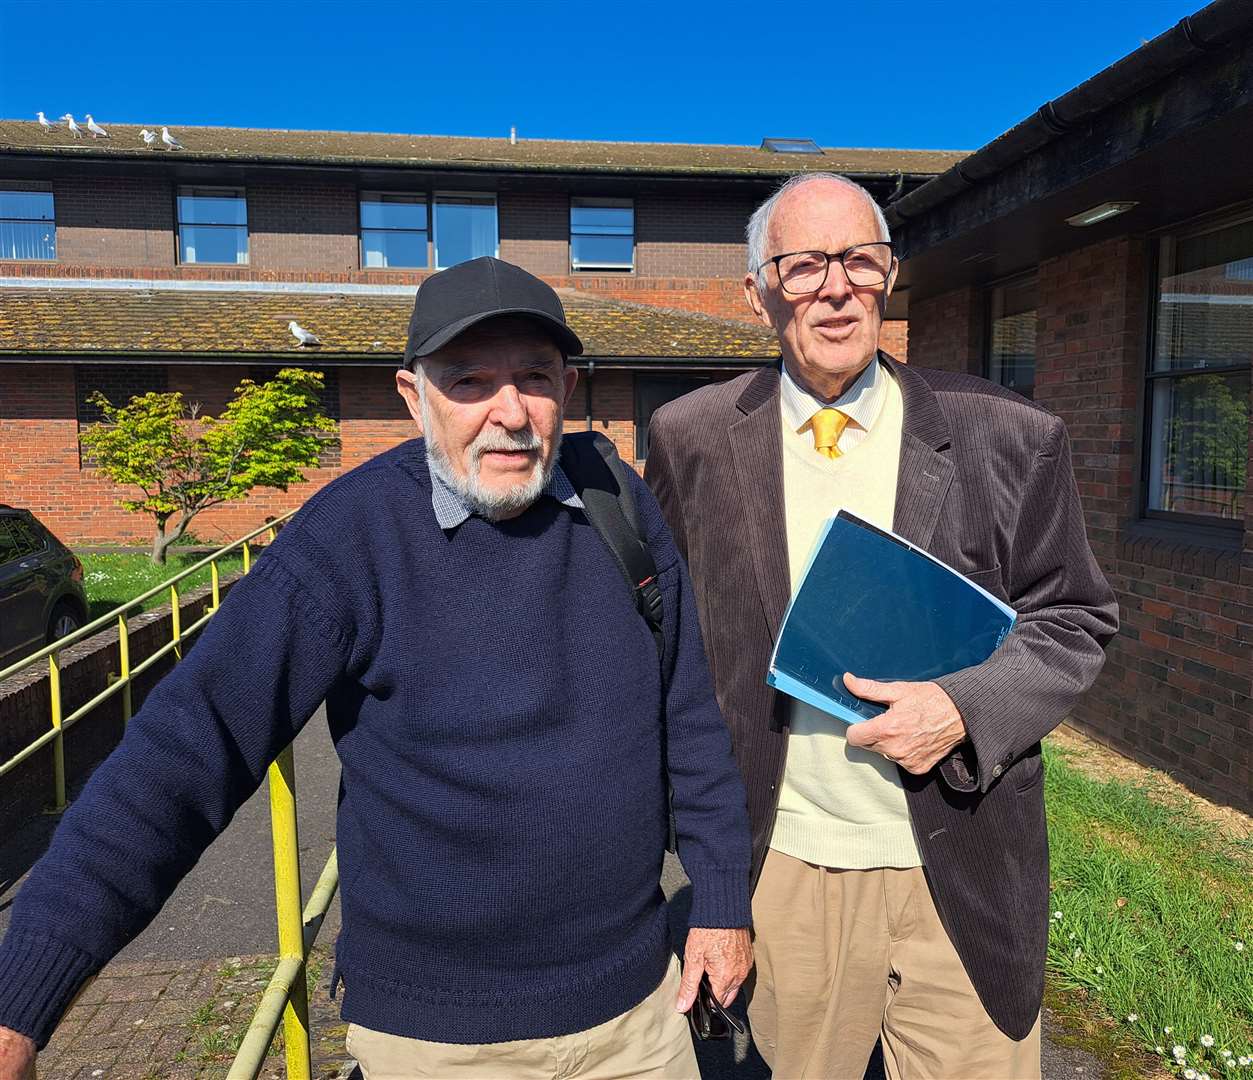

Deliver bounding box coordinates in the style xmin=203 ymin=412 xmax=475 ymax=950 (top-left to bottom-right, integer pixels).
xmin=748 ymin=849 xmax=1041 ymax=1080
xmin=345 ymin=954 xmax=699 ymax=1079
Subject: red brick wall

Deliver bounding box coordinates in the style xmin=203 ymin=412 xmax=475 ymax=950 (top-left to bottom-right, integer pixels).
xmin=248 ymin=181 xmax=359 ymax=271
xmin=53 ymin=176 xmax=175 ymax=267
xmin=499 ymin=192 xmax=568 ymax=276
xmin=905 ymin=237 xmax=1252 ymax=812
xmin=636 ymin=192 xmax=758 ymax=278
xmin=907 ymin=286 xmax=981 ymax=375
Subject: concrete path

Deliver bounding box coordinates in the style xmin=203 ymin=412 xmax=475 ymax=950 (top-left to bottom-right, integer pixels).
xmin=0 ymin=707 xmax=1105 ymax=1079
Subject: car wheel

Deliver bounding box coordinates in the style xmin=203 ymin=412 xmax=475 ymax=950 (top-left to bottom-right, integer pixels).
xmin=48 ymin=603 xmax=82 ymax=644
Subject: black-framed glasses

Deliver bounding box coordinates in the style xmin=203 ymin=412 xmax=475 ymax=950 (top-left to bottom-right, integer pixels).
xmin=760 ymin=242 xmax=895 ymax=294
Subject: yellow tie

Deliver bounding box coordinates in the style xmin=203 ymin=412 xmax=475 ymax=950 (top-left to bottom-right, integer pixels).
xmin=810 ymin=407 xmax=849 ymax=459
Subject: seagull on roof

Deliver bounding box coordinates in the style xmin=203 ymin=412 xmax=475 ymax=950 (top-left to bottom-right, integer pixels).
xmin=289 ymin=321 xmax=322 ymax=347
xmin=62 ymin=114 xmax=83 ymax=139
xmin=85 ymin=114 xmax=110 ymax=139
xmin=36 ymin=111 xmax=58 ymax=133
xmin=161 ymin=127 xmax=183 ymax=150
xmin=140 ymin=128 xmax=157 ymax=149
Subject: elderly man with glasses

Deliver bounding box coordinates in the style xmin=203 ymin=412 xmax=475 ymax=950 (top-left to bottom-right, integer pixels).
xmin=645 ymin=173 xmax=1118 ymax=1079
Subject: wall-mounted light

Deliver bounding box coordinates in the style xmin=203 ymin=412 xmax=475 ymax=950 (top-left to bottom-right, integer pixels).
xmin=1065 ymin=201 xmax=1138 ymax=227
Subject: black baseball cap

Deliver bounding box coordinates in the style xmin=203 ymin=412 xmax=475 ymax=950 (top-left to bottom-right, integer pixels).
xmin=403 ymin=256 xmax=584 ymax=365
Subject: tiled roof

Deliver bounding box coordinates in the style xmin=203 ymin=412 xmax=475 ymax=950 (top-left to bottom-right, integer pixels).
xmin=0 ymin=121 xmax=967 ymax=178
xmin=0 ymin=286 xmax=780 ymax=360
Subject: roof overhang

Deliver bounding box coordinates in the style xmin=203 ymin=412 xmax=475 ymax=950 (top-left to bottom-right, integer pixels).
xmin=893 ymin=0 xmax=1253 ymax=300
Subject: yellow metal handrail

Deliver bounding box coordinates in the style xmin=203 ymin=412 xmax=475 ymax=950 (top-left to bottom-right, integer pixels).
xmin=0 ymin=512 xmax=295 ymax=807
xmin=0 ymin=508 xmax=342 ymax=1076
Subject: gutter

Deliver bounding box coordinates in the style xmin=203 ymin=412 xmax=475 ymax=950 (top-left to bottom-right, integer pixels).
xmin=0 ymin=352 xmax=776 ymax=370
xmin=885 ymin=0 xmax=1253 ymax=227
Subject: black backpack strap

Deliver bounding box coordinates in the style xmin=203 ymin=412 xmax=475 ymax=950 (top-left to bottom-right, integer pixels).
xmin=559 ymin=432 xmax=663 ymax=657
xmin=560 ymin=432 xmax=675 ymax=853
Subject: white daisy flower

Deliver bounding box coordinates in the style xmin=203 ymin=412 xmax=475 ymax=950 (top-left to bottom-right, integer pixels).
xmin=1127 ymin=1014 xmax=1138 ymax=1023
xmin=1221 ymin=1050 xmax=1232 ymax=1058
xmin=1166 ymin=1027 xmax=1173 ymax=1034
xmin=1184 ymin=1069 xmax=1196 ymax=1080
xmin=1174 ymin=1045 xmax=1188 ymax=1059
xmin=1053 ymin=910 xmax=1063 ymax=920
xmin=1235 ymin=941 xmax=1244 ymax=952
xmin=1203 ymin=1035 xmax=1215 ymax=1048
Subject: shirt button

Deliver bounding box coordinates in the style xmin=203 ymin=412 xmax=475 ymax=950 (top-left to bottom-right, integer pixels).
xmin=992 ymin=764 xmax=1004 ymax=778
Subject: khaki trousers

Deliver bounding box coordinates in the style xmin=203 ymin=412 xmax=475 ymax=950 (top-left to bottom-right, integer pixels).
xmin=748 ymin=849 xmax=1041 ymax=1080
xmin=345 ymin=954 xmax=699 ymax=1079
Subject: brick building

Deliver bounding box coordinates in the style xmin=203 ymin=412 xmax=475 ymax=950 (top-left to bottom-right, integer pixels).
xmin=0 ymin=125 xmax=956 ymax=542
xmin=894 ymin=0 xmax=1252 ymax=811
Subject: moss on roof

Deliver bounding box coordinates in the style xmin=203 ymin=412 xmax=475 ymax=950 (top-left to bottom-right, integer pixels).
xmin=0 ymin=286 xmax=780 ymax=360
xmin=0 ymin=121 xmax=967 ymax=178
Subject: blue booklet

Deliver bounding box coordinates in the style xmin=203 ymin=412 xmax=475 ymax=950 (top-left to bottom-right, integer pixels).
xmin=766 ymin=510 xmax=1016 ymax=724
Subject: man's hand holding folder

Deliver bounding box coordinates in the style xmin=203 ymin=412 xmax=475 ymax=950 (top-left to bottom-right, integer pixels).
xmin=841 ymin=674 xmax=967 ymax=775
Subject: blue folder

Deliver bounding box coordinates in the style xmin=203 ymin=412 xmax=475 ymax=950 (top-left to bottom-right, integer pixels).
xmin=766 ymin=510 xmax=1017 ymax=724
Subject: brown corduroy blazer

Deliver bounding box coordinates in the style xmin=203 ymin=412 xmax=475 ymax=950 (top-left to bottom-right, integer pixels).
xmin=645 ymin=354 xmax=1119 ymax=1040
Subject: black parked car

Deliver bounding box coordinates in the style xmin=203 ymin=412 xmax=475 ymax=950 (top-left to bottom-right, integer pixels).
xmin=0 ymin=506 xmax=89 ymax=671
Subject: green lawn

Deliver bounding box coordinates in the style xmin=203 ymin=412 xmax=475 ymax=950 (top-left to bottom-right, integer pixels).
xmin=1044 ymin=737 xmax=1252 ymax=1079
xmin=80 ymin=549 xmax=248 ymax=620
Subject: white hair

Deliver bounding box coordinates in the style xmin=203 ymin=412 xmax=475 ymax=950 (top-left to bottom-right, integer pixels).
xmin=746 ymin=172 xmax=892 ymax=288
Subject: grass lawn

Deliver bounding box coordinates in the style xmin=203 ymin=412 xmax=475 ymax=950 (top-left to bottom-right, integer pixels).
xmin=1044 ymin=729 xmax=1252 ymax=1079
xmin=80 ymin=549 xmax=249 ymax=621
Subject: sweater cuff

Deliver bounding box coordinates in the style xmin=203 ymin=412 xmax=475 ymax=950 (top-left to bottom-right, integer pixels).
xmin=685 ymin=864 xmax=752 ymax=929
xmin=0 ymin=930 xmax=99 ymax=1048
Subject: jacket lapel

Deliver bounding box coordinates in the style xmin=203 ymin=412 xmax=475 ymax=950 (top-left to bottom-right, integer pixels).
xmin=884 ymin=354 xmax=955 ymax=548
xmin=728 ymin=365 xmax=792 ymax=640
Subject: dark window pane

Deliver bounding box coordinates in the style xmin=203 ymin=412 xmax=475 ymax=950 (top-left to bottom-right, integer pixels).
xmin=1147 ymin=372 xmax=1248 ymax=519
xmin=0 ymin=220 xmax=56 ymax=260
xmin=177 ymin=191 xmax=247 ymax=226
xmin=572 ymin=234 xmax=634 ymax=270
xmin=434 ymin=197 xmax=497 ymax=268
xmin=987 ymin=277 xmax=1036 ymax=399
xmin=8 ymin=519 xmax=43 ymax=557
xmin=362 ymin=229 xmax=428 ymax=268
xmin=180 ymin=224 xmax=248 ymax=264
xmin=0 ymin=522 xmax=20 ymax=564
xmin=361 ymin=195 xmax=427 ymax=231
xmin=571 ymin=205 xmax=634 ymax=236
xmin=634 ymin=376 xmax=712 ymax=460
xmin=0 ymin=191 xmax=54 ymax=220
xmin=1154 ymin=219 xmax=1253 ymax=373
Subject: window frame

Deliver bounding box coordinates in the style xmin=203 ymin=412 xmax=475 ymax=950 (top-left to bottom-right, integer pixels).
xmin=176 ymin=185 xmax=249 ymax=266
xmin=358 ymin=191 xmax=430 ymax=269
xmin=0 ymin=188 xmax=56 ymax=262
xmin=1140 ymin=207 xmax=1253 ymax=529
xmin=633 ymin=374 xmax=713 ymax=461
xmin=983 ymin=270 xmax=1038 ymax=400
xmin=570 ymin=197 xmax=635 ymax=273
xmin=432 ymin=191 xmax=499 ymax=270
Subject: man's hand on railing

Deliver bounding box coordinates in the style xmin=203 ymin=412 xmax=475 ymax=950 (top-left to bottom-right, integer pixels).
xmin=0 ymin=1026 xmax=36 ymax=1080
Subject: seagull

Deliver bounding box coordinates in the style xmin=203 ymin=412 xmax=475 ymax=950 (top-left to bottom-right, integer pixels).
xmin=62 ymin=114 xmax=83 ymax=139
xmin=288 ymin=321 xmax=322 ymax=347
xmin=85 ymin=114 xmax=110 ymax=139
xmin=36 ymin=111 xmax=58 ymax=133
xmin=161 ymin=126 xmax=183 ymax=150
xmin=140 ymin=128 xmax=157 ymax=148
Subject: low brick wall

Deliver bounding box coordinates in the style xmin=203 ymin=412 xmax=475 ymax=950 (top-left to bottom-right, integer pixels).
xmin=0 ymin=575 xmax=241 ymax=832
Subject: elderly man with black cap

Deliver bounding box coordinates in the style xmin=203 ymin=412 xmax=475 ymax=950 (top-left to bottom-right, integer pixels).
xmin=0 ymin=258 xmax=753 ymax=1080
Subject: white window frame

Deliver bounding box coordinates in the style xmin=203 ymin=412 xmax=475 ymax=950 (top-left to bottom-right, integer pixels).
xmin=432 ymin=192 xmax=499 ymax=270
xmin=570 ymin=197 xmax=635 ymax=272
xmin=176 ymin=186 xmax=249 ymax=266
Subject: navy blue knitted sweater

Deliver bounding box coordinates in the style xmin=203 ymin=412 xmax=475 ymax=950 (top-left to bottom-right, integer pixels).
xmin=0 ymin=440 xmax=751 ymax=1047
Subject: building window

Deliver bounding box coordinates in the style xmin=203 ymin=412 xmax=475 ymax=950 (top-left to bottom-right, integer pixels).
xmin=177 ymin=187 xmax=248 ymax=265
xmin=571 ymin=198 xmax=634 ymax=272
xmin=1146 ymin=216 xmax=1252 ymax=523
xmin=0 ymin=191 xmax=56 ymax=261
xmin=986 ymin=274 xmax=1037 ymax=399
xmin=634 ymin=375 xmax=712 ymax=460
xmin=433 ymin=194 xmax=497 ymax=269
xmin=361 ymin=192 xmax=429 ymax=268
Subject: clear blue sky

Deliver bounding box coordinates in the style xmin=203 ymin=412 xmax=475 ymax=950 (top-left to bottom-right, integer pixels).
xmin=0 ymin=0 xmax=1205 ymax=151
